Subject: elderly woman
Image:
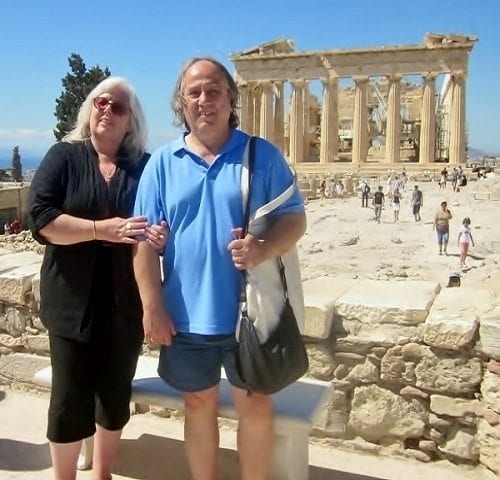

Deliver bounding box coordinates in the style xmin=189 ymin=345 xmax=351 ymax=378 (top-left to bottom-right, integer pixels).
xmin=433 ymin=200 xmax=452 ymax=255
xmin=28 ymin=77 xmax=166 ymax=480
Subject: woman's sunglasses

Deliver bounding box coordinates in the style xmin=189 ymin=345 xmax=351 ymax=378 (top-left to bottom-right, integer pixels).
xmin=93 ymin=96 xmax=130 ymax=116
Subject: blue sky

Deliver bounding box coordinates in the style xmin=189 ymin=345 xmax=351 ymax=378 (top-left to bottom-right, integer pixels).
xmin=1 ymin=0 xmax=499 ymax=166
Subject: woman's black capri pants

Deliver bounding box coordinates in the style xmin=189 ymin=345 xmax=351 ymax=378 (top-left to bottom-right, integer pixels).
xmin=47 ymin=311 xmax=143 ymax=443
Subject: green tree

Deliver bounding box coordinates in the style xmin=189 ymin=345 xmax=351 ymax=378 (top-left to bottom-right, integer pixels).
xmin=53 ymin=53 xmax=111 ymax=140
xmin=11 ymin=146 xmax=22 ymax=182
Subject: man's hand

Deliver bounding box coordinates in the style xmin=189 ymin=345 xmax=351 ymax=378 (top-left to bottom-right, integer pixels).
xmin=143 ymin=304 xmax=177 ymax=346
xmin=228 ymin=234 xmax=266 ymax=270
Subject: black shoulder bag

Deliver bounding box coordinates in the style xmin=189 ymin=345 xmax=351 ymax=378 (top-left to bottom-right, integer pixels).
xmin=235 ymin=137 xmax=309 ymax=395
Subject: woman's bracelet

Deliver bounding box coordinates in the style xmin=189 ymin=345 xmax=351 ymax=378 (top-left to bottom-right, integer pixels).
xmin=92 ymin=220 xmax=96 ymax=240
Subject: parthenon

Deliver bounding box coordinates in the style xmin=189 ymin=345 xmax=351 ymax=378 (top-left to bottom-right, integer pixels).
xmin=231 ymin=33 xmax=477 ymax=173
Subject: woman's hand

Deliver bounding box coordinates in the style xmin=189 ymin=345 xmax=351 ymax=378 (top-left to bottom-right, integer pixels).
xmin=144 ymin=220 xmax=169 ymax=252
xmin=95 ymin=216 xmax=147 ymax=244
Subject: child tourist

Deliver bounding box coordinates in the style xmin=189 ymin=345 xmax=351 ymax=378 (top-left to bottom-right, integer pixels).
xmin=457 ymin=217 xmax=475 ymax=268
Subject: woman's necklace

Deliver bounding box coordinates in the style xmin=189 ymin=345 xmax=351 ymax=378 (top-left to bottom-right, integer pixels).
xmin=100 ymin=164 xmax=117 ymax=182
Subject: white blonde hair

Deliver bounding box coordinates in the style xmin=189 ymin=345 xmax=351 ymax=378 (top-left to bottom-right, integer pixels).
xmin=63 ymin=76 xmax=148 ymax=158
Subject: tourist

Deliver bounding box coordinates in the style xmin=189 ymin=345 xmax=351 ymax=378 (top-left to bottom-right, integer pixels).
xmin=132 ymin=57 xmax=306 ymax=480
xmin=411 ymin=185 xmax=423 ymax=221
xmin=392 ymin=188 xmax=401 ymax=222
xmin=451 ymin=167 xmax=459 ymax=191
xmin=336 ymin=179 xmax=344 ymax=197
xmin=372 ymin=185 xmax=385 ymax=223
xmin=319 ymin=179 xmax=327 ymax=199
xmin=447 ymin=271 xmax=461 ymax=287
xmin=10 ymin=217 xmax=21 ymax=234
xmin=433 ymin=201 xmax=452 ymax=255
xmin=458 ymin=216 xmax=475 ymax=268
xmin=360 ymin=179 xmax=370 ymax=207
xmin=438 ymin=172 xmax=446 ymax=190
xmin=439 ymin=167 xmax=448 ymax=189
xmin=27 ymin=77 xmax=168 ymax=480
xmin=328 ymin=178 xmax=336 ymax=199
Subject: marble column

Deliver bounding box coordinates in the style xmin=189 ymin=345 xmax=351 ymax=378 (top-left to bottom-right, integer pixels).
xmin=319 ymin=76 xmax=339 ymax=164
xmin=385 ymin=74 xmax=402 ymax=164
xmin=352 ymin=76 xmax=369 ymax=165
xmin=418 ymin=73 xmax=437 ymax=164
xmin=238 ymin=83 xmax=250 ymax=133
xmin=273 ymin=81 xmax=285 ymax=152
xmin=302 ymin=82 xmax=310 ymax=162
xmin=259 ymin=81 xmax=274 ymax=140
xmin=289 ymin=80 xmax=305 ymax=164
xmin=252 ymin=83 xmax=261 ymax=135
xmin=246 ymin=83 xmax=256 ymax=135
xmin=448 ymin=71 xmax=466 ymax=165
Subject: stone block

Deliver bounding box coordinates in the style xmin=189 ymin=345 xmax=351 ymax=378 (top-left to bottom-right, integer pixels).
xmin=0 ymin=352 xmax=50 ymax=384
xmin=312 ymin=387 xmax=348 ymax=437
xmin=4 ymin=307 xmax=27 ymax=336
xmin=348 ymin=384 xmax=427 ymax=441
xmin=439 ymin=426 xmax=479 ymax=462
xmin=424 ymin=287 xmax=496 ymax=350
xmin=303 ymin=276 xmax=356 ymax=339
xmin=22 ymin=334 xmax=50 ymax=355
xmin=0 ymin=251 xmax=42 ymax=273
xmin=0 ymin=333 xmax=23 ymax=349
xmin=381 ymin=344 xmax=483 ymax=394
xmin=415 ymin=355 xmax=482 ymax=395
xmin=430 ymin=394 xmax=483 ymax=417
xmin=477 ymin=304 xmax=500 ymax=360
xmin=32 ymin=272 xmax=41 ymax=304
xmin=305 ymin=343 xmax=334 ymax=380
xmin=346 ymin=359 xmax=379 ymax=384
xmin=336 ymin=323 xmax=424 ymax=348
xmin=481 ymin=371 xmax=500 ymax=415
xmin=334 ymin=280 xmax=440 ymax=326
xmin=0 ymin=263 xmax=41 ymax=305
xmin=477 ymin=419 xmax=500 ymax=474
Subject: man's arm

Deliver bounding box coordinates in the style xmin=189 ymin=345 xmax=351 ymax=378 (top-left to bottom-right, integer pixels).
xmin=228 ymin=211 xmax=306 ymax=270
xmin=133 ymin=242 xmax=176 ymax=345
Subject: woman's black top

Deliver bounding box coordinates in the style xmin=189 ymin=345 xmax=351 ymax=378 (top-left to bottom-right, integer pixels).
xmin=28 ymin=140 xmax=150 ymax=341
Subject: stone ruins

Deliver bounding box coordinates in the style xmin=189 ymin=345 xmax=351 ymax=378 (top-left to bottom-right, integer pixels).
xmin=231 ymin=33 xmax=477 ymax=175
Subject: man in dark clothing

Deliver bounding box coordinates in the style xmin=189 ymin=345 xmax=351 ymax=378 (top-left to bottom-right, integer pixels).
xmin=361 ymin=180 xmax=370 ymax=207
xmin=372 ymin=186 xmax=385 ymax=223
xmin=411 ymin=185 xmax=423 ymax=221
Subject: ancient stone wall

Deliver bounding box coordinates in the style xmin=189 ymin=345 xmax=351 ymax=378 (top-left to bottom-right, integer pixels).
xmin=303 ymin=277 xmax=500 ymax=474
xmin=0 ymin=234 xmax=498 ymax=475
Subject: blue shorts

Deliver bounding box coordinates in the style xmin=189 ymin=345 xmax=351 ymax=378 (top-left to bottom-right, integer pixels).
xmin=158 ymin=332 xmax=247 ymax=392
xmin=436 ymin=229 xmax=449 ymax=245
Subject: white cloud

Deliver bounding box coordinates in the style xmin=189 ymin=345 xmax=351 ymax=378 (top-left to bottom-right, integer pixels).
xmin=0 ymin=128 xmax=54 ymax=142
xmin=0 ymin=129 xmax=55 ymax=160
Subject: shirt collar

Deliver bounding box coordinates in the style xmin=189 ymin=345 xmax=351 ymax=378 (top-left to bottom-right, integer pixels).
xmin=172 ymin=129 xmax=249 ymax=158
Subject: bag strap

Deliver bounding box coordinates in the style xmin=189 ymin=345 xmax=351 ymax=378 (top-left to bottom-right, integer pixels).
xmin=240 ymin=137 xmax=290 ymax=304
xmin=241 ymin=137 xmax=256 ymax=237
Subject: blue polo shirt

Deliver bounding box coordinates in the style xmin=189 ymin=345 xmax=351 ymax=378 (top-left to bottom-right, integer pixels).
xmin=134 ymin=129 xmax=304 ymax=334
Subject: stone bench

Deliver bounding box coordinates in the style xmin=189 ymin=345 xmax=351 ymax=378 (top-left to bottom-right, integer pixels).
xmin=34 ymin=355 xmax=330 ymax=480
